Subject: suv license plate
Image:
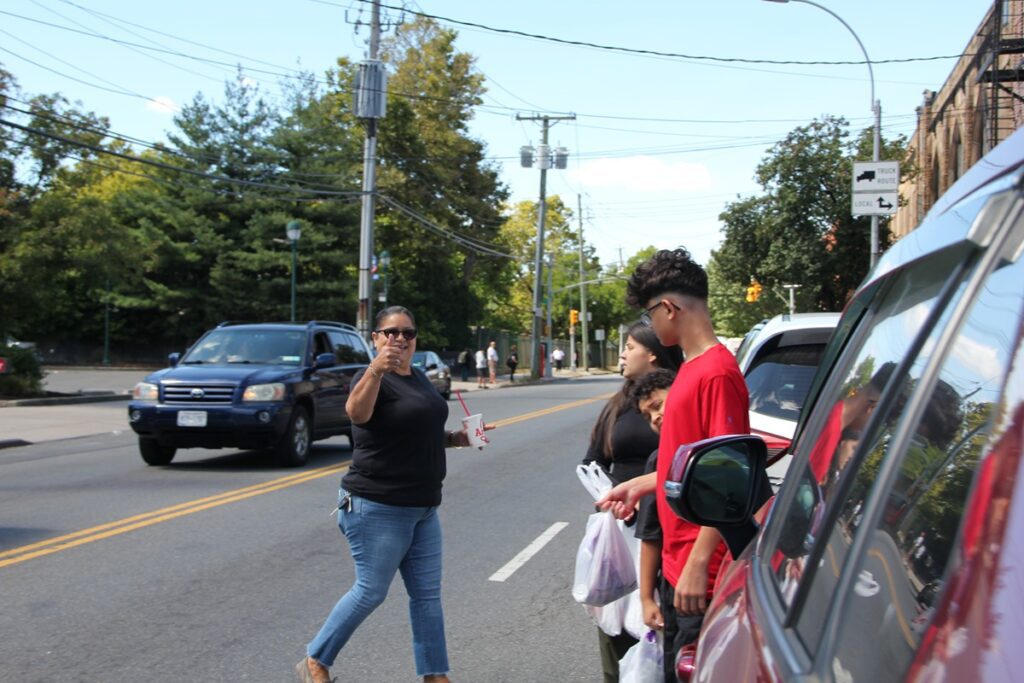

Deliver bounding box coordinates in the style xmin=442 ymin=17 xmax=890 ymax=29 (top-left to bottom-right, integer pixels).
xmin=177 ymin=411 xmax=207 ymax=427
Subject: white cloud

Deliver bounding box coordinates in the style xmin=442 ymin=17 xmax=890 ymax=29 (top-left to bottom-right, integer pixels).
xmin=568 ymin=155 xmax=713 ymax=193
xmin=145 ymin=96 xmax=179 ymax=114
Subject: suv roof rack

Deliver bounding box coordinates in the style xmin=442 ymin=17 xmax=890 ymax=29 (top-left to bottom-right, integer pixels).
xmin=214 ymin=321 xmax=357 ymax=331
xmin=307 ymin=321 xmax=359 ymax=332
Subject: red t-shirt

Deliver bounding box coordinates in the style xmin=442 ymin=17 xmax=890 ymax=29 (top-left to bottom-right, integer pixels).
xmin=656 ymin=344 xmax=751 ymax=591
xmin=807 ymin=400 xmax=844 ymax=484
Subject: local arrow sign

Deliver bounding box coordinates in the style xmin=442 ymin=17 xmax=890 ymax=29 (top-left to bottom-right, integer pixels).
xmin=852 ymin=161 xmax=899 ymax=215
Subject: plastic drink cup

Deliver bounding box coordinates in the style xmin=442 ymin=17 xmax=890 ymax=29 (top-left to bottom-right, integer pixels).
xmin=462 ymin=413 xmax=488 ymax=449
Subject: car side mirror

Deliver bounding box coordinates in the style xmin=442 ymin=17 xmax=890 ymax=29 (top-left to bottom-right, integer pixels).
xmin=427 ymin=362 xmax=438 ymax=370
xmin=314 ymin=352 xmax=336 ymax=368
xmin=663 ymin=435 xmax=770 ymax=558
xmin=168 ymin=352 xmax=181 ymax=367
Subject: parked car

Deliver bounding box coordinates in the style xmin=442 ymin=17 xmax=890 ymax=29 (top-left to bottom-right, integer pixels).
xmin=735 ymin=312 xmax=840 ymax=488
xmin=128 ymin=321 xmax=371 ymax=467
xmin=666 ymin=126 xmax=1024 ymax=681
xmin=412 ymin=350 xmax=451 ymax=400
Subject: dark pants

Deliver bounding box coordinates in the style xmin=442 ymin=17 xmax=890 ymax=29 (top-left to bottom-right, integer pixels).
xmin=508 ymin=363 xmax=517 ymax=382
xmin=598 ymin=628 xmax=637 ymax=682
xmin=659 ymin=576 xmax=704 ymax=683
xmin=460 ymin=363 xmax=469 ymax=382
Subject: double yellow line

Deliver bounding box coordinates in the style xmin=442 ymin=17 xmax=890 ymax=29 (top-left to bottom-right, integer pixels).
xmin=0 ymin=465 xmax=346 ymax=569
xmin=1 ymin=392 xmax=612 ymax=570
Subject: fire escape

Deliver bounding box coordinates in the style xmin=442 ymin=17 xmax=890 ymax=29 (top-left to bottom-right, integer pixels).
xmin=977 ymin=1 xmax=1024 ymax=152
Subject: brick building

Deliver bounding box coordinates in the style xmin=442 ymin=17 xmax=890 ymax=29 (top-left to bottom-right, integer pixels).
xmin=893 ymin=1 xmax=1024 ymax=237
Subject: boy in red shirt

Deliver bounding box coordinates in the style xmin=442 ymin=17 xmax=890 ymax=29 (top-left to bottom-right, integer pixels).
xmin=599 ymin=248 xmax=749 ymax=680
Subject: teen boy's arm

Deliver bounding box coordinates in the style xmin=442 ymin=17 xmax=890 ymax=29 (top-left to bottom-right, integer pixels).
xmin=596 ymin=471 xmax=656 ymax=520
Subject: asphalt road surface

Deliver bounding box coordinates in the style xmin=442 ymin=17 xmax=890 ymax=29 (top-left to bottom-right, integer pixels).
xmin=0 ymin=375 xmax=623 ymax=682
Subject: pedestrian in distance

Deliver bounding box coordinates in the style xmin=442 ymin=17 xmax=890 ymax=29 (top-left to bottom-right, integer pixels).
xmin=582 ymin=324 xmax=681 ymax=682
xmin=456 ymin=348 xmax=470 ymax=382
xmin=506 ymin=345 xmax=519 ymax=383
xmin=487 ymin=340 xmax=499 ymax=385
xmin=597 ymin=247 xmax=751 ymax=682
xmin=475 ymin=348 xmax=488 ymax=388
xmin=552 ymin=347 xmax=565 ymax=371
xmin=297 ymin=305 xmax=493 ymax=683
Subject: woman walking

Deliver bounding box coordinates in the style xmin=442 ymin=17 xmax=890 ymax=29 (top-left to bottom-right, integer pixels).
xmin=298 ymin=305 xmax=489 ymax=683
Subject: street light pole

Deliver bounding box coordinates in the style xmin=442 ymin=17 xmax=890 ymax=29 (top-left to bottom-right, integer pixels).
xmin=286 ymin=220 xmax=302 ymax=322
xmin=764 ymin=0 xmax=881 ymax=268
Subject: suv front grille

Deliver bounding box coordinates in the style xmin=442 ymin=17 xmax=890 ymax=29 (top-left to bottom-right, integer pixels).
xmin=163 ymin=384 xmax=236 ymax=404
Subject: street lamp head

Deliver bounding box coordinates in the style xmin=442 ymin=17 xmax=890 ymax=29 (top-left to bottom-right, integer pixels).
xmin=286 ymin=220 xmax=302 ymax=243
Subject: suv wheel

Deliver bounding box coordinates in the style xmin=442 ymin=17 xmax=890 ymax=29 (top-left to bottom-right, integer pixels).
xmin=276 ymin=406 xmax=311 ymax=467
xmin=139 ymin=438 xmax=176 ymax=466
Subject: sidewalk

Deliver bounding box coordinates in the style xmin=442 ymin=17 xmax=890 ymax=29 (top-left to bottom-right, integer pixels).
xmin=0 ymin=366 xmax=613 ymax=449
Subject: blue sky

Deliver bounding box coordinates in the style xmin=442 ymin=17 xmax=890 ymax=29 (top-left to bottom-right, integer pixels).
xmin=1 ymin=0 xmax=994 ymax=268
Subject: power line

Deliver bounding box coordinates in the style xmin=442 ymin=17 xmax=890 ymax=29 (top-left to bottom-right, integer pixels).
xmin=340 ymin=0 xmax=968 ymax=67
xmin=0 ymin=115 xmax=365 ymax=197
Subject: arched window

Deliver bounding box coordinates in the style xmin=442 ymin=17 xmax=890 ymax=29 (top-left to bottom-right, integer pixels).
xmin=952 ymin=127 xmax=964 ymax=181
xmin=930 ymin=152 xmax=941 ymax=204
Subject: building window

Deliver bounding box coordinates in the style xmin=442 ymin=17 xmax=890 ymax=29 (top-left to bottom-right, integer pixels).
xmin=952 ymin=128 xmax=964 ymax=181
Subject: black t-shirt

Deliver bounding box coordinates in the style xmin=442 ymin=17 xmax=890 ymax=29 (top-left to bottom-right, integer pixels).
xmin=341 ymin=367 xmax=449 ymax=507
xmin=635 ymin=450 xmax=662 ymax=543
xmin=583 ymin=405 xmax=660 ymax=484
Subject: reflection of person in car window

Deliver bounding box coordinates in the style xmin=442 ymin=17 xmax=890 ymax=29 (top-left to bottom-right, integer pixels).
xmin=807 ymin=361 xmax=897 ymax=484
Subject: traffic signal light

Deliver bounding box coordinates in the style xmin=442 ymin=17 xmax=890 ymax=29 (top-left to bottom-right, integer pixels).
xmin=745 ymin=281 xmax=762 ymax=303
xmin=570 ymin=309 xmax=579 ymax=325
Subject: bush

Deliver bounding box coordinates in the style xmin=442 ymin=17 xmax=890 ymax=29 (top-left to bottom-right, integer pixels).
xmin=0 ymin=345 xmax=44 ymax=397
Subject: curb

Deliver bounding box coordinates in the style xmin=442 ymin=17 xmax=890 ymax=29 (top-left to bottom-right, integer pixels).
xmin=0 ymin=391 xmax=130 ymax=408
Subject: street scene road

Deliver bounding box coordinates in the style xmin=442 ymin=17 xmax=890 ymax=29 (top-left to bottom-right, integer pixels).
xmin=0 ymin=373 xmax=620 ymax=682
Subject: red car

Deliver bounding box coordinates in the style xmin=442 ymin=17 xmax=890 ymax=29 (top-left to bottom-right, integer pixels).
xmin=666 ymin=126 xmax=1024 ymax=681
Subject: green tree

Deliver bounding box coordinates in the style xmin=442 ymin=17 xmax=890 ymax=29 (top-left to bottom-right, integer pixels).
xmin=709 ymin=116 xmax=909 ymax=330
xmin=371 ymin=16 xmax=510 ymax=348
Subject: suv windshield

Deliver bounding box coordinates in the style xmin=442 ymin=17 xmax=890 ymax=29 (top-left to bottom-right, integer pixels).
xmin=411 ymin=352 xmax=430 ymax=368
xmin=182 ymin=329 xmax=307 ymax=365
xmin=744 ymin=344 xmax=825 ymax=421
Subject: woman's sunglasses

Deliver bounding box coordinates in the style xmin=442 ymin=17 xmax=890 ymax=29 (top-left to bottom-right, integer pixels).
xmin=374 ymin=327 xmax=418 ymax=340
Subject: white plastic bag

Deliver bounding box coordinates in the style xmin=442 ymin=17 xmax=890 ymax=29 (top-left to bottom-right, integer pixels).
xmin=576 ymin=462 xmax=615 ymax=500
xmin=619 ymin=629 xmax=663 ymax=683
xmin=586 ymin=596 xmax=626 ymax=636
xmin=572 ymin=509 xmax=638 ymax=606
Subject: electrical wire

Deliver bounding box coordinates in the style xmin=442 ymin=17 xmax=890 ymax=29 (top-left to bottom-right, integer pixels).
xmin=337 ymin=0 xmax=969 ymax=66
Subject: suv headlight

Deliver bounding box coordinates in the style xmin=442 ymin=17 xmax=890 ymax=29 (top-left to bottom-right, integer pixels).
xmin=132 ymin=382 xmax=158 ymax=401
xmin=242 ymin=382 xmax=286 ymax=402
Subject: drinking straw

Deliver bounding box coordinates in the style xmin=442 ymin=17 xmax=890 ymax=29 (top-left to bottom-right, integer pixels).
xmin=455 ymin=389 xmax=471 ymax=417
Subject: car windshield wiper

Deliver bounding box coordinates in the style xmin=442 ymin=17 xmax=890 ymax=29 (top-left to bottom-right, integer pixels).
xmin=228 ymin=360 xmax=253 ymax=364
xmin=182 ymin=360 xmax=205 ymax=364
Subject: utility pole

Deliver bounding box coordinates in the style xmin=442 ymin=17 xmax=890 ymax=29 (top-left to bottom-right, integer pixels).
xmin=517 ymin=113 xmax=575 ymax=379
xmin=577 ymin=194 xmax=589 ymax=371
xmin=355 ymin=0 xmax=386 ymax=341
xmin=546 ymin=252 xmax=554 ymax=378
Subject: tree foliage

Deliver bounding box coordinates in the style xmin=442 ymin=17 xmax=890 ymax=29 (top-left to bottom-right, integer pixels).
xmin=709 ymin=116 xmax=910 ymax=336
xmin=0 ymin=20 xmax=511 ymax=356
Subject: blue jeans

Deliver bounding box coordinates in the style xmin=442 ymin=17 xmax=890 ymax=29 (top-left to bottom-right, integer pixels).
xmin=307 ymin=491 xmax=449 ymax=676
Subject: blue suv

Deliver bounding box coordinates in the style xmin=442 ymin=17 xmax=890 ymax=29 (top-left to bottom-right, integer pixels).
xmin=128 ymin=321 xmax=371 ymax=467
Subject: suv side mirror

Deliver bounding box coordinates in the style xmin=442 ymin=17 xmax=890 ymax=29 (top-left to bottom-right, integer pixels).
xmin=664 ymin=435 xmax=770 ymax=558
xmin=314 ymin=352 xmax=336 ymax=369
xmin=427 ymin=362 xmax=438 ymax=370
xmin=168 ymin=352 xmax=181 ymax=367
